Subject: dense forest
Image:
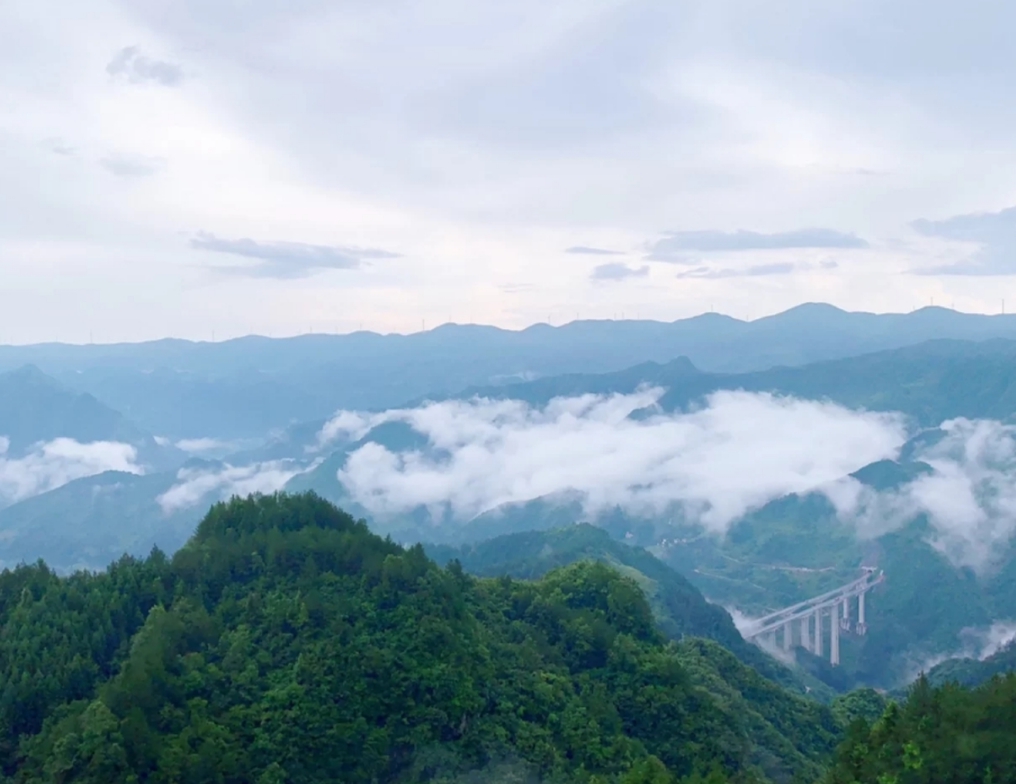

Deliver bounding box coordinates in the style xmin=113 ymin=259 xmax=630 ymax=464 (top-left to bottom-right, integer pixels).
xmin=825 ymin=674 xmax=1016 ymax=784
xmin=0 ymin=493 xmax=1013 ymax=783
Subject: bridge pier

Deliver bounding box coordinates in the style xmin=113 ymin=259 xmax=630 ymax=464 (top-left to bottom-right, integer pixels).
xmin=831 ymin=607 xmax=840 ymax=665
xmin=744 ymin=570 xmax=883 ymax=667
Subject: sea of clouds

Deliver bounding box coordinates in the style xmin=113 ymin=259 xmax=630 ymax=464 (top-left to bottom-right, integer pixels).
xmin=15 ymin=384 xmax=1016 ymax=578
xmin=311 ymin=388 xmax=1016 ymax=574
xmin=321 ymin=387 xmax=908 ymax=528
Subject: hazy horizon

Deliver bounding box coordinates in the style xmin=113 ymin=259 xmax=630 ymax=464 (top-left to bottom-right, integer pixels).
xmin=7 ymin=2 xmax=1016 ymax=343
xmin=0 ymin=300 xmax=1011 ymax=348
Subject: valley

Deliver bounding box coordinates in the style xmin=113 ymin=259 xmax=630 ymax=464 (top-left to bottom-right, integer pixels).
xmin=4 ymin=306 xmax=1016 ymax=780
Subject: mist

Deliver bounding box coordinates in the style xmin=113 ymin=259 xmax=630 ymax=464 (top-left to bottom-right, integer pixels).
xmin=322 ymin=389 xmax=908 ymax=531
xmin=0 ymin=436 xmax=141 ymax=506
xmin=157 ymin=460 xmax=311 ymax=513
xmin=831 ymin=418 xmax=1016 ymax=572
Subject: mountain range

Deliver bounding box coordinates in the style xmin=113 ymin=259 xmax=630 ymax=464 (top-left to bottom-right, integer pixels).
xmin=3 ymin=304 xmax=1016 ymax=698
xmin=5 ymin=304 xmax=1016 ymax=439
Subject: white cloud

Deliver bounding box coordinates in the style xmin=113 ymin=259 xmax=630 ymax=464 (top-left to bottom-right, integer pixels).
xmin=831 ymin=418 xmax=1016 ymax=572
xmin=156 ymin=460 xmax=308 ymax=513
xmin=314 ymin=410 xmax=378 ymax=451
xmin=330 ymin=389 xmax=907 ymax=531
xmin=905 ymin=620 xmax=1016 ymax=681
xmin=0 ymin=437 xmax=142 ymax=505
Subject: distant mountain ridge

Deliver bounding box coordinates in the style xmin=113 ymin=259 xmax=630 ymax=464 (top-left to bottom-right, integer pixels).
xmin=7 ymin=304 xmax=1016 ymax=437
xmin=453 ymin=337 xmax=1016 ymax=426
xmin=0 ymin=365 xmax=182 ymax=471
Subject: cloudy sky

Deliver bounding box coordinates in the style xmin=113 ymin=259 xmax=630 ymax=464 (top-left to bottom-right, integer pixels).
xmin=5 ymin=0 xmax=1016 ymax=343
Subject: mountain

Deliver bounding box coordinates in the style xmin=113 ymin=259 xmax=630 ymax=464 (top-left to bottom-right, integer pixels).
xmin=0 ymin=366 xmax=184 ymax=513
xmin=0 ymin=493 xmax=845 ymax=783
xmin=0 ymin=365 xmax=178 ymax=467
xmin=0 ymin=469 xmax=200 ymax=572
xmin=8 ymin=305 xmax=1016 ymax=438
xmin=823 ymin=674 xmax=1016 ymax=784
xmin=454 ymin=338 xmax=1016 ymax=427
xmin=925 ymin=642 xmax=1016 ymax=689
xmin=655 ymin=491 xmax=995 ymax=692
xmin=425 ymin=524 xmax=831 ymax=696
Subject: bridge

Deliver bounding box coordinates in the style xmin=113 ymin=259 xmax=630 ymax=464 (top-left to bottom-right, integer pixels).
xmin=742 ymin=568 xmax=884 ymax=666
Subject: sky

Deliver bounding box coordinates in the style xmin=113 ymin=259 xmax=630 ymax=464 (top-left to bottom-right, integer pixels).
xmin=5 ymin=0 xmax=1016 ymax=343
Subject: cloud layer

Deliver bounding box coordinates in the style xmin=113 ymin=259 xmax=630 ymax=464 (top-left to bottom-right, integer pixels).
xmin=647 ymin=229 xmax=869 ymax=261
xmin=322 ymin=389 xmax=907 ymax=530
xmin=832 ymin=418 xmax=1016 ymax=572
xmin=190 ymin=232 xmax=401 ymax=279
xmin=912 ymin=207 xmax=1016 ymax=275
xmin=566 ymin=246 xmax=625 ymax=256
xmin=0 ymin=436 xmax=142 ymax=506
xmin=591 ymin=262 xmax=649 ymax=281
xmin=157 ymin=460 xmax=307 ymax=513
xmin=105 ymin=46 xmax=183 ymax=87
xmin=676 ymin=262 xmax=796 ymax=280
xmin=10 ymin=2 xmax=1016 ymax=339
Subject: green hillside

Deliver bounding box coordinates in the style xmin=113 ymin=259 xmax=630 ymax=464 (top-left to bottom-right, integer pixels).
xmin=823 ymin=674 xmax=1016 ymax=784
xmin=427 ymin=526 xmax=846 ymax=777
xmin=425 ymin=525 xmax=822 ymax=693
xmin=654 ymin=492 xmax=1003 ymax=692
xmin=0 ymin=470 xmax=199 ymax=572
xmin=0 ymin=493 xmax=852 ymax=784
xmin=924 ymin=640 xmax=1016 ymax=689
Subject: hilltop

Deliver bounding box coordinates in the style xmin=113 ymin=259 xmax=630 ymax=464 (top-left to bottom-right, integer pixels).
xmin=0 ymin=492 xmax=851 ymax=784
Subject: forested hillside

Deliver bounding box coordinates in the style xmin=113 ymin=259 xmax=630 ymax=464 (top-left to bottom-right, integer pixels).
xmin=425 ymin=525 xmax=829 ymax=696
xmin=824 ymin=674 xmax=1016 ymax=784
xmin=2 ymin=492 xmax=1016 ymax=782
xmin=0 ymin=493 xmax=846 ymax=784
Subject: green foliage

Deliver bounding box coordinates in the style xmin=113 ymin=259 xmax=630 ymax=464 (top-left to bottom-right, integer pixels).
xmin=656 ymin=493 xmax=1000 ymax=692
xmin=0 ymin=493 xmax=782 ymax=783
xmin=824 ymin=673 xmax=1016 ymax=784
xmin=829 ymin=689 xmax=889 ymax=728
xmin=426 ymin=525 xmax=821 ymax=696
xmin=429 ymin=525 xmax=844 ymax=780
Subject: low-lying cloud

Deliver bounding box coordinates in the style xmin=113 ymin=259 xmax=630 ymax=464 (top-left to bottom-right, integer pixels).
xmin=321 ymin=390 xmax=907 ymax=531
xmin=157 ymin=460 xmax=307 ymax=513
xmin=317 ymin=393 xmax=1016 ymax=573
xmin=0 ymin=436 xmax=142 ymax=506
xmin=190 ymin=231 xmax=401 ymax=279
xmin=906 ymin=620 xmax=1016 ymax=682
xmin=831 ymin=418 xmax=1016 ymax=572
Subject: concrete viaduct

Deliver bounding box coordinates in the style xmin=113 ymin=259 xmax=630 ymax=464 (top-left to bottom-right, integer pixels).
xmin=742 ymin=568 xmax=884 ymax=666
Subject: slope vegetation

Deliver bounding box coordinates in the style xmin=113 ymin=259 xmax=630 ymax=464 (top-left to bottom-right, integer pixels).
xmin=0 ymin=493 xmax=849 ymax=784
